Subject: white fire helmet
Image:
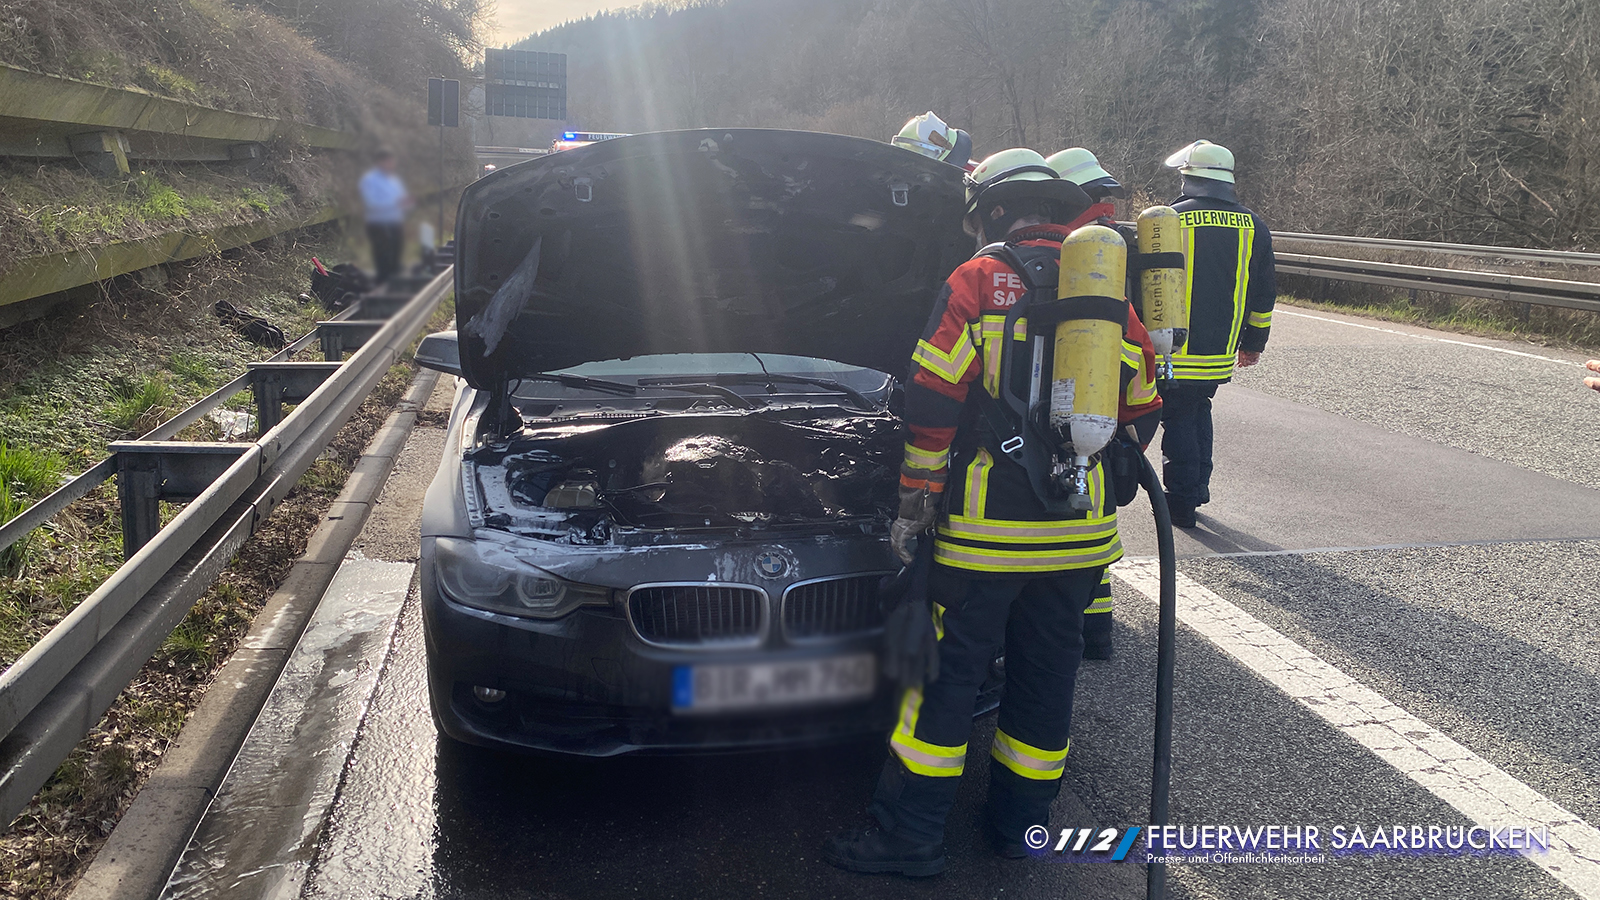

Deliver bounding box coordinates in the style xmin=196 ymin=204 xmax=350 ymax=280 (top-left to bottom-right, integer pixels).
xmin=1164 ymin=140 xmax=1235 ymax=184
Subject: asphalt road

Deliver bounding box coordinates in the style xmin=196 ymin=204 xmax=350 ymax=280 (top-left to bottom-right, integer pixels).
xmin=160 ymin=306 xmax=1600 ymax=900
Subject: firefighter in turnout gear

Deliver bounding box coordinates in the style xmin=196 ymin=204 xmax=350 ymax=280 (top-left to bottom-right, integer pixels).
xmin=1160 ymin=140 xmax=1276 ymax=528
xmin=1047 ymin=147 xmax=1141 ymax=658
xmin=824 ymin=150 xmax=1163 ymax=876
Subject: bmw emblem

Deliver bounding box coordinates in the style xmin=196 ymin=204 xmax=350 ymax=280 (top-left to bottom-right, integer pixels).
xmin=754 ymin=549 xmax=789 ymax=579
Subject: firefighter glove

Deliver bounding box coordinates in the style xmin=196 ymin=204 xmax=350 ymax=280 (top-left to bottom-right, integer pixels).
xmin=891 ymin=462 xmax=946 ymax=565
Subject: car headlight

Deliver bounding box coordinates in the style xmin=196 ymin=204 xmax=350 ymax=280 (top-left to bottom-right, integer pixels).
xmin=432 ymin=537 xmax=612 ymax=619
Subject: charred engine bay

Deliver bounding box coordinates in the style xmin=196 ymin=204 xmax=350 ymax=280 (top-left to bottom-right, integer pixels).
xmin=469 ymin=411 xmax=900 ymax=539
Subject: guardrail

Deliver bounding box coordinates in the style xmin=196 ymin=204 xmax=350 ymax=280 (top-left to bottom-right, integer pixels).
xmin=0 ymin=204 xmax=342 ymax=316
xmin=1272 ymin=232 xmax=1600 ymax=268
xmin=0 ymin=64 xmax=357 ymax=167
xmin=1273 ymin=252 xmax=1600 ymax=314
xmin=0 ymin=257 xmax=453 ymax=827
xmin=1 ymin=183 xmax=467 ymax=325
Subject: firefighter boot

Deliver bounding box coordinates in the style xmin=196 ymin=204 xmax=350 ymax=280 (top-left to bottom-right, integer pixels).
xmin=1165 ymin=493 xmax=1197 ymax=529
xmin=983 ymin=820 xmax=1031 ymax=859
xmin=823 ymin=824 xmax=947 ymax=876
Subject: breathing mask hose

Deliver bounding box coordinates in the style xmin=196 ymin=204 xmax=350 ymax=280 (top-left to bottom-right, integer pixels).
xmin=1136 ymin=451 xmax=1178 ymax=900
xmin=1136 ymin=206 xmax=1187 ymax=381
xmin=1050 ymin=225 xmax=1129 ymax=510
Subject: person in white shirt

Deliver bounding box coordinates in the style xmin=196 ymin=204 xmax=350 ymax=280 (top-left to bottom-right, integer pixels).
xmin=359 ymin=149 xmax=412 ymax=283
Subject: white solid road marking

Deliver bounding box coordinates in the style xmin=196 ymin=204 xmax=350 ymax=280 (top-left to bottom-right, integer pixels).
xmin=1278 ymin=308 xmax=1580 ymax=367
xmin=1114 ymin=558 xmax=1600 ymax=898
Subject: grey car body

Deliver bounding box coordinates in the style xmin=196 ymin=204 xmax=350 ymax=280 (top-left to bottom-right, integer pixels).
xmin=418 ymin=129 xmax=970 ymax=755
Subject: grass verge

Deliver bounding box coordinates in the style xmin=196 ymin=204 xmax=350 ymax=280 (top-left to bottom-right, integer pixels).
xmin=0 ymin=225 xmax=453 ymax=897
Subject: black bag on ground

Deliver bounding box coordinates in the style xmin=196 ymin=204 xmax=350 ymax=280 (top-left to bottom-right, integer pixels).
xmin=214 ymin=300 xmax=286 ymax=349
xmin=309 ymin=261 xmax=372 ymax=309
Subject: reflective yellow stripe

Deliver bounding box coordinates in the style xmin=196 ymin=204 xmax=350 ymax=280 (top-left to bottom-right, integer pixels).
xmin=990 ymin=729 xmax=1068 ymax=781
xmin=1169 ymin=349 xmax=1237 ymax=381
xmin=1248 ymin=309 xmax=1273 ymax=329
xmin=941 ymin=514 xmax=1117 ymax=543
xmin=913 ymin=328 xmax=979 ymax=384
xmin=931 ymin=602 xmax=945 ymax=641
xmin=1088 ymin=570 xmax=1113 ymax=613
xmin=980 ymin=322 xmax=1004 ymax=396
xmin=1233 ymin=221 xmax=1254 ymax=351
xmin=963 ymin=449 xmax=992 ymax=519
xmin=890 ymin=688 xmax=966 ymax=777
xmin=1121 ymin=341 xmax=1141 ymax=368
xmin=1088 ymin=456 xmax=1105 ymax=513
xmin=933 ymin=538 xmax=1124 ymax=573
xmin=1171 ymin=360 xmax=1236 ymax=381
xmin=1127 ymin=374 xmax=1158 ymax=404
xmin=903 ymin=443 xmax=949 ymax=472
xmin=1124 ymin=339 xmax=1157 ymax=404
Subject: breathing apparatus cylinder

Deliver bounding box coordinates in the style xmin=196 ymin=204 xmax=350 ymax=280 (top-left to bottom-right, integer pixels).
xmin=1049 ymin=225 xmax=1128 ymax=511
xmin=1136 ymin=206 xmax=1187 ymax=380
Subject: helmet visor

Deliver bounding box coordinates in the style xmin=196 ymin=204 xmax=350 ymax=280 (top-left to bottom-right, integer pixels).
xmin=891 ymin=135 xmax=944 ymax=159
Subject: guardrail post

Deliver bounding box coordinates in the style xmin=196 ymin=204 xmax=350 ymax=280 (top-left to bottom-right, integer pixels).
xmin=355 ymin=293 xmax=408 ymax=319
xmin=317 ymin=321 xmax=385 ymax=362
xmin=228 ymin=142 xmax=266 ymax=175
xmin=248 ymin=362 xmax=342 ymax=432
xmin=68 ymin=131 xmax=131 ymax=177
xmin=115 ymin=453 xmax=162 ymax=558
xmin=253 ymin=370 xmax=285 ymax=433
xmin=111 ymin=444 xmax=256 ymax=559
xmin=320 ymin=329 xmax=346 ymax=362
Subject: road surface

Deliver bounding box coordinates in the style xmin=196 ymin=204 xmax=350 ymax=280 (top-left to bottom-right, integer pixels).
xmin=159 ymin=305 xmax=1600 ymax=900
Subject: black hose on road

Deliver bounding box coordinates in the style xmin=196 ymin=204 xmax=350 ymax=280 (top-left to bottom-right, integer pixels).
xmin=1136 ymin=452 xmax=1178 ymax=900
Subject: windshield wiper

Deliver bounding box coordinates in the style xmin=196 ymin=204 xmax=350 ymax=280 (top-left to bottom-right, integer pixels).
xmin=518 ymin=372 xmax=638 ymax=396
xmin=636 ymin=380 xmax=757 ymax=409
xmin=693 ymin=374 xmax=878 ymax=411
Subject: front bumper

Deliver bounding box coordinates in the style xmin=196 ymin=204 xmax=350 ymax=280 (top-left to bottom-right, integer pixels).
xmin=419 ymin=546 xmax=895 ymax=756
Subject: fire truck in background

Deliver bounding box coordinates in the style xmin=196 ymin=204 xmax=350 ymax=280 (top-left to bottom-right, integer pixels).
xmin=551 ymin=131 xmax=630 ymax=153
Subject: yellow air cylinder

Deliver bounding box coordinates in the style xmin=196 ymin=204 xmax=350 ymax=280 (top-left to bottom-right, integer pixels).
xmin=1136 ymin=205 xmax=1188 ymax=378
xmin=1050 ymin=225 xmax=1128 ymax=504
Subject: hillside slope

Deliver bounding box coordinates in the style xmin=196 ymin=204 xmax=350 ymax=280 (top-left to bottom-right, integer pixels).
xmin=521 ymin=0 xmax=1600 ymax=250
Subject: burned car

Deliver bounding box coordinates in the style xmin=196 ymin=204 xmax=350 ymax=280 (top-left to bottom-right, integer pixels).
xmin=416 ymin=129 xmax=970 ymax=754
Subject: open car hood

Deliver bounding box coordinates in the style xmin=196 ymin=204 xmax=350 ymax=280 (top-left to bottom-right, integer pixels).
xmin=452 ymin=129 xmax=973 ymax=390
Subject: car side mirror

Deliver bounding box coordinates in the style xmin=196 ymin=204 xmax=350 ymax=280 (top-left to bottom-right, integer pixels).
xmin=415 ymin=330 xmax=462 ymax=377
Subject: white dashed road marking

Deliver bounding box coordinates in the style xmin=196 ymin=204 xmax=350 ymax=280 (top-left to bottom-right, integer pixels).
xmin=1114 ymin=558 xmax=1600 ymax=898
xmin=1277 ymin=308 xmax=1579 ymax=367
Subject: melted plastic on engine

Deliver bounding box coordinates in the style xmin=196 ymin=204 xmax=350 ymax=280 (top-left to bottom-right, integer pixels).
xmin=474 ymin=411 xmax=899 ymax=531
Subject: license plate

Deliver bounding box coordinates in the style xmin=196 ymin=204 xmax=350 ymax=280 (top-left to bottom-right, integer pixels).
xmin=672 ymin=653 xmax=876 ymax=713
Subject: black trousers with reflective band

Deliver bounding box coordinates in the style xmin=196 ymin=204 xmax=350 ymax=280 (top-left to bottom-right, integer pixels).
xmin=1084 ymin=570 xmax=1112 ymax=647
xmin=1160 ymin=380 xmax=1221 ymax=507
xmin=869 ymin=565 xmax=1099 ymax=846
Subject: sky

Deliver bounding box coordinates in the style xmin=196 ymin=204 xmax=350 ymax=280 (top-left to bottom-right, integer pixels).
xmin=487 ymin=0 xmax=638 ymax=47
